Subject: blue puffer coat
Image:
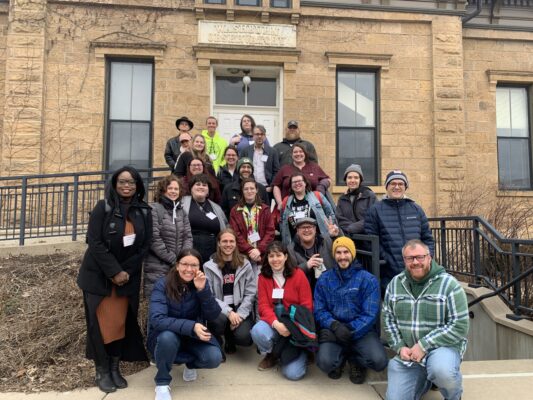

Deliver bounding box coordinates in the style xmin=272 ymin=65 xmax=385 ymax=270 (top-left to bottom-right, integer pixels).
xmin=364 ymin=197 xmax=434 ymax=286
xmin=314 ymin=260 xmax=380 ymax=340
xmin=147 ymin=277 xmax=222 ymax=362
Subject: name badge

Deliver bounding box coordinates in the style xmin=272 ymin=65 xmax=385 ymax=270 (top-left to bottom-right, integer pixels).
xmin=206 ymin=212 xmax=217 ymax=220
xmin=224 ymin=295 xmax=234 ymax=305
xmin=272 ymin=288 xmax=284 ymax=299
xmin=248 ymin=231 xmax=261 ymax=243
xmin=261 ymin=155 xmax=268 ymax=162
xmin=123 ymin=234 xmax=136 ymax=247
xmin=209 ymin=153 xmax=217 ymax=161
xmin=294 ymin=211 xmax=306 ymax=219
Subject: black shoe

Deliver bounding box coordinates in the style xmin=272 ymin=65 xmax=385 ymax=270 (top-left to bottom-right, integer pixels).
xmin=224 ymin=340 xmax=237 ymax=355
xmin=348 ymin=362 xmax=366 ymax=384
xmin=328 ymin=366 xmax=343 ymax=379
xmin=95 ymin=364 xmax=117 ymax=393
xmin=109 ymin=356 xmax=128 ymax=389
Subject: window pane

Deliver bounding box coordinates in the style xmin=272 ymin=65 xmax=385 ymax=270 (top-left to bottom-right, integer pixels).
xmin=510 ymin=88 xmax=529 ymax=138
xmin=337 ymin=128 xmax=376 ymax=185
xmin=247 ymin=78 xmax=276 ymax=106
xmin=215 ymin=77 xmax=245 ymax=105
xmin=271 ymin=0 xmax=290 ymax=7
xmin=110 ymin=63 xmax=133 ymax=120
xmin=356 ymin=73 xmax=375 ymax=127
xmin=131 ymin=63 xmax=152 ymax=121
xmin=496 ymin=88 xmax=511 ymax=137
xmin=498 ymin=138 xmax=531 ymax=189
xmin=109 ymin=122 xmax=150 ymax=172
xmin=338 ymin=72 xmax=356 ymax=127
xmin=205 ymin=0 xmax=225 ymax=3
xmin=236 ymin=0 xmax=259 ymax=5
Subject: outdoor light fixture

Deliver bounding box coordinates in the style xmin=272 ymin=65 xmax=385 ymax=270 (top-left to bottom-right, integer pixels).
xmin=242 ymin=69 xmax=251 ymax=86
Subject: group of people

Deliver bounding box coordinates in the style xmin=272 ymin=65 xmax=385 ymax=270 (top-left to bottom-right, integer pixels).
xmin=77 ymin=115 xmax=470 ymax=400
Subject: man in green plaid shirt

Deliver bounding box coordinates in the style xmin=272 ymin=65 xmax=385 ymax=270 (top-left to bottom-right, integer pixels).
xmin=382 ymin=239 xmax=469 ymax=400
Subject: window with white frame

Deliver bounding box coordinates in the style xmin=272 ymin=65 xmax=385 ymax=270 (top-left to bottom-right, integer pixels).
xmin=336 ymin=70 xmax=378 ymax=185
xmin=106 ymin=60 xmax=153 ymax=172
xmin=496 ymin=86 xmax=532 ymax=189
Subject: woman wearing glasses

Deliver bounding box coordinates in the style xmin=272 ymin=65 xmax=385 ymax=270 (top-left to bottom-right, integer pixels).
xmin=148 ymin=249 xmax=222 ymax=400
xmin=181 ymin=157 xmax=221 ymax=204
xmin=78 ymin=166 xmax=152 ymax=393
xmin=204 ymin=229 xmax=257 ymax=359
xmin=279 ymin=172 xmax=339 ymax=246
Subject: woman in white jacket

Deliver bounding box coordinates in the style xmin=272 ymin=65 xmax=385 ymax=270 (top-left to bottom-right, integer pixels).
xmin=203 ymin=228 xmax=257 ymax=359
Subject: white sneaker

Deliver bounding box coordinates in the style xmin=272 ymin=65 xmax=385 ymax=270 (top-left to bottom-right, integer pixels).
xmin=182 ymin=366 xmax=197 ymax=382
xmin=155 ymin=385 xmax=171 ymax=400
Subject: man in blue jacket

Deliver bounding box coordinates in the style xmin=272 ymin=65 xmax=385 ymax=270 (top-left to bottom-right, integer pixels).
xmin=314 ymin=237 xmax=387 ymax=384
xmin=365 ymin=170 xmax=435 ymax=291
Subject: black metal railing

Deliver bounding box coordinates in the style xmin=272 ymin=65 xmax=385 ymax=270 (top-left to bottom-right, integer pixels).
xmin=468 ymin=0 xmax=533 ymax=6
xmin=429 ymin=216 xmax=533 ymax=318
xmin=0 ymin=168 xmax=169 ymax=245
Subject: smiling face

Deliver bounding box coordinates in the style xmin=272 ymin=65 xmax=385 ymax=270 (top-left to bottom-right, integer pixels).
xmin=285 ymin=125 xmax=300 ymax=141
xmin=241 ymin=116 xmax=252 ymax=133
xmin=206 ymin=118 xmax=217 ymax=135
xmin=192 ymin=136 xmax=205 ymax=152
xmin=292 ymin=146 xmax=306 ymax=164
xmin=268 ymin=250 xmax=288 ymax=273
xmin=176 ymin=254 xmax=201 ymax=282
xmin=165 ymin=180 xmax=180 ymax=201
xmin=115 ymin=171 xmax=136 ymax=199
xmin=253 ymin=127 xmax=266 ymax=147
xmin=334 ymin=246 xmax=353 ymax=269
xmin=346 ymin=172 xmax=361 ymax=191
xmin=386 ymin=179 xmax=406 ymax=200
xmin=191 ymin=181 xmax=209 ymax=201
xmin=296 ymin=223 xmax=316 ymax=245
xmin=189 ymin=160 xmax=204 ymax=175
xmin=239 ymin=164 xmax=253 ymax=179
xmin=403 ymin=244 xmax=431 ymax=281
xmin=242 ymin=181 xmax=257 ymax=204
xmin=218 ymin=232 xmax=236 ymax=258
xmin=224 ymin=149 xmax=238 ymax=168
xmin=290 ymin=175 xmax=307 ymax=196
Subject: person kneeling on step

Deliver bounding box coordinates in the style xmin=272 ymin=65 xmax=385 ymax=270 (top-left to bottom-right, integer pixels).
xmin=314 ymin=237 xmax=387 ymax=384
xmin=147 ymin=249 xmax=223 ymax=400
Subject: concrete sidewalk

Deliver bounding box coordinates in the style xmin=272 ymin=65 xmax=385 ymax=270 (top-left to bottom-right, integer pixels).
xmin=1 ymin=348 xmax=532 ymax=400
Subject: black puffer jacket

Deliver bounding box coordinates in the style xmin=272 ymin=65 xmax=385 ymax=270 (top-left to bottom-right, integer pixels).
xmin=336 ymin=186 xmax=376 ymax=235
xmin=143 ymin=198 xmax=193 ymax=297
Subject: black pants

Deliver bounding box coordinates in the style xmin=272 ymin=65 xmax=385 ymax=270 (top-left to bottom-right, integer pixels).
xmin=207 ymin=313 xmax=253 ymax=347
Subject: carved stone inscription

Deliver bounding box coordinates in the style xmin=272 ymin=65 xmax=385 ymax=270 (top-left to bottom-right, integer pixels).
xmin=198 ymin=20 xmax=296 ymax=48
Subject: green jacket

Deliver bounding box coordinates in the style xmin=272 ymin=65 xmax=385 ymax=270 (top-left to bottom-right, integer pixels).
xmin=201 ymin=130 xmax=228 ymax=173
xmin=382 ymin=260 xmax=469 ymax=359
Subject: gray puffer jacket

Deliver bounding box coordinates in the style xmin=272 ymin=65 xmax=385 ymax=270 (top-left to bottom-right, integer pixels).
xmin=143 ymin=199 xmax=193 ymax=297
xmin=203 ymin=257 xmax=257 ymax=320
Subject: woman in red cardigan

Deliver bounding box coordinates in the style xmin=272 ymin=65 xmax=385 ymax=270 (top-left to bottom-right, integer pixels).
xmin=250 ymin=241 xmax=313 ymax=381
xmin=229 ymin=178 xmax=275 ymax=273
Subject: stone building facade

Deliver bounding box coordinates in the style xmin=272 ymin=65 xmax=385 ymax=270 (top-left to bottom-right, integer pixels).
xmin=0 ymin=0 xmax=532 ymax=217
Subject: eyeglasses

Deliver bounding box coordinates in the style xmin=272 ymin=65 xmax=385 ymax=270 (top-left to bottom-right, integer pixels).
xmin=117 ymin=179 xmax=136 ymax=186
xmin=291 ymin=180 xmax=305 ymax=185
xmin=190 ymin=164 xmax=203 ymax=168
xmin=403 ymin=254 xmax=429 ymax=263
xmin=179 ymin=261 xmax=200 ymax=269
xmin=253 ymin=132 xmax=266 ymax=136
xmin=389 ymin=182 xmax=405 ymax=188
xmin=297 ymin=225 xmax=316 ymax=231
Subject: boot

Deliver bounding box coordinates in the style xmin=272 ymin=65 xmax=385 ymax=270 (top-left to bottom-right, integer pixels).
xmin=95 ymin=361 xmax=117 ymax=393
xmin=110 ymin=356 xmax=128 ymax=389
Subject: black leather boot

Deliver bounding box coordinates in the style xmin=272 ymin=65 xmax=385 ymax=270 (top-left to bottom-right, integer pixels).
xmin=109 ymin=356 xmax=128 ymax=389
xmin=95 ymin=361 xmax=117 ymax=393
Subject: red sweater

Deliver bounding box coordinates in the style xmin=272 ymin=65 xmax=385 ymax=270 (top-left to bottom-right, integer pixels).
xmin=257 ymin=268 xmax=313 ymax=326
xmin=229 ymin=204 xmax=276 ymax=255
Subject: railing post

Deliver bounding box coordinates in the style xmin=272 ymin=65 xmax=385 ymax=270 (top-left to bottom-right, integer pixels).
xmin=440 ymin=219 xmax=447 ymax=268
xmin=370 ymin=235 xmax=380 ymax=280
xmin=473 ymin=218 xmax=481 ymax=285
xmin=19 ymin=177 xmax=27 ymax=246
xmin=62 ymin=183 xmax=69 ymax=225
xmin=72 ymin=175 xmax=79 ymax=242
xmin=510 ymin=242 xmax=522 ymax=319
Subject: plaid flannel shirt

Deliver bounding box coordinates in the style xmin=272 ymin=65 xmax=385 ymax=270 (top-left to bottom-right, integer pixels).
xmin=382 ymin=261 xmax=469 ymax=359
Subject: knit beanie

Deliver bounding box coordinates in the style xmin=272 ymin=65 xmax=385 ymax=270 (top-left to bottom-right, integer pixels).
xmin=385 ymin=170 xmax=409 ymax=189
xmin=343 ymin=164 xmax=364 ymax=182
xmin=237 ymin=157 xmax=254 ymax=174
xmin=332 ymin=237 xmax=356 ymax=260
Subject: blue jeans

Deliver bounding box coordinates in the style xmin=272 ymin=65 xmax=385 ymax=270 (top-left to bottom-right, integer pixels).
xmin=154 ymin=330 xmax=222 ymax=385
xmin=316 ymin=330 xmax=388 ymax=373
xmin=251 ymin=320 xmax=308 ymax=381
xmin=386 ymin=347 xmax=463 ymax=400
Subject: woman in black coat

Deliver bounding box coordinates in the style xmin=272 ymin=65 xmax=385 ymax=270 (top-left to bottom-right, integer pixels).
xmin=77 ymin=166 xmax=152 ymax=393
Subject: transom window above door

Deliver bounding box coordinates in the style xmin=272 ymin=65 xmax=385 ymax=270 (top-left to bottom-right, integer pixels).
xmin=215 ymin=76 xmax=277 ymax=107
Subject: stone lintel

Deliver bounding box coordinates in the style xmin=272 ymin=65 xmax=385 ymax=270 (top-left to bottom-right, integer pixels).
xmin=92 ymin=43 xmax=166 ymax=61
xmin=486 ymin=70 xmax=533 ymax=92
xmin=325 ymin=51 xmax=392 ymax=72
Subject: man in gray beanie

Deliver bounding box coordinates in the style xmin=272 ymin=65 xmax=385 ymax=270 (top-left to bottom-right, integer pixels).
xmin=364 ymin=170 xmax=434 ymax=292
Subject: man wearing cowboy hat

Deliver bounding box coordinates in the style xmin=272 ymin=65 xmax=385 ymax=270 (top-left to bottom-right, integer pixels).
xmin=164 ymin=116 xmax=194 ymax=171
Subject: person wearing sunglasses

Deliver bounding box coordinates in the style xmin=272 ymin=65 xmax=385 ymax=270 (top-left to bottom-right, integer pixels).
xmin=365 ymin=170 xmax=435 ymax=293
